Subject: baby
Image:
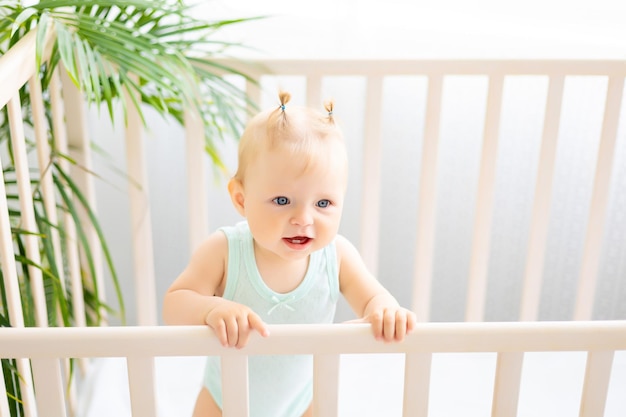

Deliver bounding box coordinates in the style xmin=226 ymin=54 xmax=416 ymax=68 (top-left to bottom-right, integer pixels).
xmin=163 ymin=91 xmax=416 ymax=417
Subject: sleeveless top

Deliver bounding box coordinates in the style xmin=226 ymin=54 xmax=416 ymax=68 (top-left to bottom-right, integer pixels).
xmin=203 ymin=221 xmax=340 ymax=417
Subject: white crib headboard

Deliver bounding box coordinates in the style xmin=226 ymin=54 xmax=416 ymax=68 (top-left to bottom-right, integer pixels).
xmin=187 ymin=59 xmax=626 ymax=323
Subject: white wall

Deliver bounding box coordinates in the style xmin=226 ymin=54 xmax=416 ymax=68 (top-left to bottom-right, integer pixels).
xmin=199 ymin=0 xmax=626 ymax=60
xmin=90 ymin=1 xmax=626 ymax=325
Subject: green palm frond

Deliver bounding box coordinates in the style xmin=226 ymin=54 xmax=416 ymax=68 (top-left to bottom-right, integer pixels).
xmin=4 ymin=0 xmax=258 ymax=132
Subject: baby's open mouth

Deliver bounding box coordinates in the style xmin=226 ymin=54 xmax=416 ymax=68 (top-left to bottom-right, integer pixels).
xmin=284 ymin=236 xmax=311 ymax=245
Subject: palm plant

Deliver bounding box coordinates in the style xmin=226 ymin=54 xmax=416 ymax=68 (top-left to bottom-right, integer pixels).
xmin=0 ymin=1 xmax=258 ymax=414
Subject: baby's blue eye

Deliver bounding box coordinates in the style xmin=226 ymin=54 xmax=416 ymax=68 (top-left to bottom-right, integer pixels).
xmin=316 ymin=199 xmax=331 ymax=208
xmin=273 ymin=196 xmax=290 ymax=205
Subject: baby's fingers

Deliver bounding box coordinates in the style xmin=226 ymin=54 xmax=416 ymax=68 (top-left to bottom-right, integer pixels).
xmin=406 ymin=310 xmax=417 ymax=333
xmin=382 ymin=309 xmax=398 ymax=342
xmin=225 ymin=316 xmax=241 ymax=348
xmin=369 ymin=311 xmax=385 ymax=341
xmin=248 ymin=312 xmax=270 ymax=338
xmin=209 ymin=318 xmax=230 ymax=347
xmin=393 ymin=310 xmax=418 ymax=342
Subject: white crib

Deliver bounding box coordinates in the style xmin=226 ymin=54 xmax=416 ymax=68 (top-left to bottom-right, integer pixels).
xmin=1 ymin=27 xmax=626 ymax=417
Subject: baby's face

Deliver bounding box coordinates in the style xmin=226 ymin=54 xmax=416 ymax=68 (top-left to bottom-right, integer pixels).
xmin=239 ymin=143 xmax=347 ymax=263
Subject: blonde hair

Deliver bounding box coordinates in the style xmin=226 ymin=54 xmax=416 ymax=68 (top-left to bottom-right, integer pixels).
xmin=233 ymin=90 xmax=345 ymax=183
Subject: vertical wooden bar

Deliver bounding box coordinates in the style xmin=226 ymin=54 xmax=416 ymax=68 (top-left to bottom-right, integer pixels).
xmin=124 ymin=85 xmax=157 ymax=326
xmin=221 ymin=356 xmax=249 ymax=417
xmin=31 ymin=358 xmax=67 ymax=417
xmin=50 ymin=71 xmax=87 ymax=330
xmin=60 ymin=70 xmax=106 ymax=323
xmin=0 ymin=365 xmax=10 ymax=417
xmin=31 ymin=68 xmax=79 ymax=416
xmin=359 ymin=75 xmax=384 ymax=274
xmin=184 ymin=107 xmax=208 ymax=252
xmin=402 ymin=353 xmax=432 ymax=417
xmin=30 ymin=73 xmax=68 ymax=333
xmin=313 ymin=354 xmax=340 ymax=417
xmin=306 ymin=75 xmax=322 ymax=109
xmin=573 ymin=76 xmax=624 ymax=321
xmin=579 ymin=351 xmax=614 ymax=417
xmin=7 ymin=95 xmax=48 ymax=328
xmin=0 ymin=109 xmax=25 ymax=329
xmin=491 ymin=352 xmax=524 ymax=417
xmin=127 ymin=356 xmax=157 ymax=417
xmin=30 ymin=76 xmax=66 ymax=299
xmin=14 ymin=358 xmax=37 ymax=417
xmin=412 ymin=74 xmax=443 ymax=321
xmin=519 ymin=75 xmax=564 ymax=321
xmin=0 ymin=102 xmax=37 ymax=417
xmin=465 ymin=74 xmax=504 ymax=322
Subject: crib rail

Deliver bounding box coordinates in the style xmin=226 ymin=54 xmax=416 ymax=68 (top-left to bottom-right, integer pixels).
xmin=1 ymin=322 xmax=626 ymax=417
xmin=2 ymin=322 xmax=626 ymax=357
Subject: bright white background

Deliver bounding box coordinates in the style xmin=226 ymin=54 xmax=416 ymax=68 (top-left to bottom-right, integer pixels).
xmin=89 ymin=0 xmax=626 ymax=325
xmin=200 ymin=0 xmax=626 ymax=60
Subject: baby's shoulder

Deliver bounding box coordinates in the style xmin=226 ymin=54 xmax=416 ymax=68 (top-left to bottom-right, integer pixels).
xmin=333 ymin=234 xmax=360 ymax=259
xmin=193 ymin=229 xmax=229 ymax=259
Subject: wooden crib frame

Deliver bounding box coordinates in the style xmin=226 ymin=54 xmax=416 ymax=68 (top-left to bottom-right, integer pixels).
xmin=2 ymin=28 xmax=626 ymax=417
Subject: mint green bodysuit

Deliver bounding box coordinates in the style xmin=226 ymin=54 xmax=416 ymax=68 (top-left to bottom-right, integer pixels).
xmin=203 ymin=221 xmax=339 ymax=417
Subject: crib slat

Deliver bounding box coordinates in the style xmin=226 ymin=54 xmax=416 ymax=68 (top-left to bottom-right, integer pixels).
xmin=402 ymin=353 xmax=432 ymax=417
xmin=222 ymin=355 xmax=249 ymax=416
xmin=313 ymin=354 xmax=340 ymax=417
xmin=127 ymin=356 xmax=157 ymax=417
xmin=491 ymin=352 xmax=524 ymax=417
xmin=30 ymin=76 xmax=65 ymax=285
xmin=306 ymin=75 xmax=322 ymax=109
xmin=7 ymin=94 xmax=48 ymax=328
xmin=124 ymin=83 xmax=157 ymax=326
xmin=50 ymin=71 xmax=87 ymax=331
xmin=574 ymin=75 xmax=624 ymax=321
xmin=31 ymin=358 xmax=67 ymax=417
xmin=579 ymin=351 xmax=614 ymax=417
xmin=184 ymin=107 xmax=209 ymax=252
xmin=412 ymin=74 xmax=443 ymax=321
xmin=29 ymin=73 xmax=73 ymax=343
xmin=60 ymin=69 xmax=107 ymax=323
xmin=359 ymin=75 xmax=384 ymax=274
xmin=0 ymin=365 xmax=9 ymax=417
xmin=0 ymin=160 xmax=32 ymax=417
xmin=52 ymin=77 xmax=91 ymax=394
xmin=0 ymin=108 xmax=25 ymax=328
xmin=519 ymin=75 xmax=564 ymax=321
xmin=0 ymin=96 xmax=38 ymax=417
xmin=466 ymin=74 xmax=504 ymax=322
xmin=16 ymin=358 xmax=38 ymax=417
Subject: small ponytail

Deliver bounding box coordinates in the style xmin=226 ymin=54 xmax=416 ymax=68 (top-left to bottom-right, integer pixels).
xmin=324 ymin=99 xmax=335 ymax=124
xmin=278 ymin=90 xmax=291 ymax=112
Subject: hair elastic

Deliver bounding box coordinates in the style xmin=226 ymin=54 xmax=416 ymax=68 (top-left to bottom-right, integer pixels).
xmin=280 ymin=104 xmax=286 ymax=111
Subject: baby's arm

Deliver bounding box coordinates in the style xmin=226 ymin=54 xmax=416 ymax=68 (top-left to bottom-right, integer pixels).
xmin=336 ymin=235 xmax=417 ymax=342
xmin=162 ymin=231 xmax=269 ymax=348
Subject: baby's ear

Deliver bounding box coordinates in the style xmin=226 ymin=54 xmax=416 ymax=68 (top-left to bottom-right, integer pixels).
xmin=227 ymin=178 xmax=246 ymax=216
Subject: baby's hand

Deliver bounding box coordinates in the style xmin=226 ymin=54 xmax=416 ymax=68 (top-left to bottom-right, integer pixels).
xmin=204 ymin=299 xmax=269 ymax=349
xmin=363 ymin=306 xmax=417 ymax=343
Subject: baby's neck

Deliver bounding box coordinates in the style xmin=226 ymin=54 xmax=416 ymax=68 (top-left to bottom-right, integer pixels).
xmin=253 ymin=243 xmax=309 ymax=294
